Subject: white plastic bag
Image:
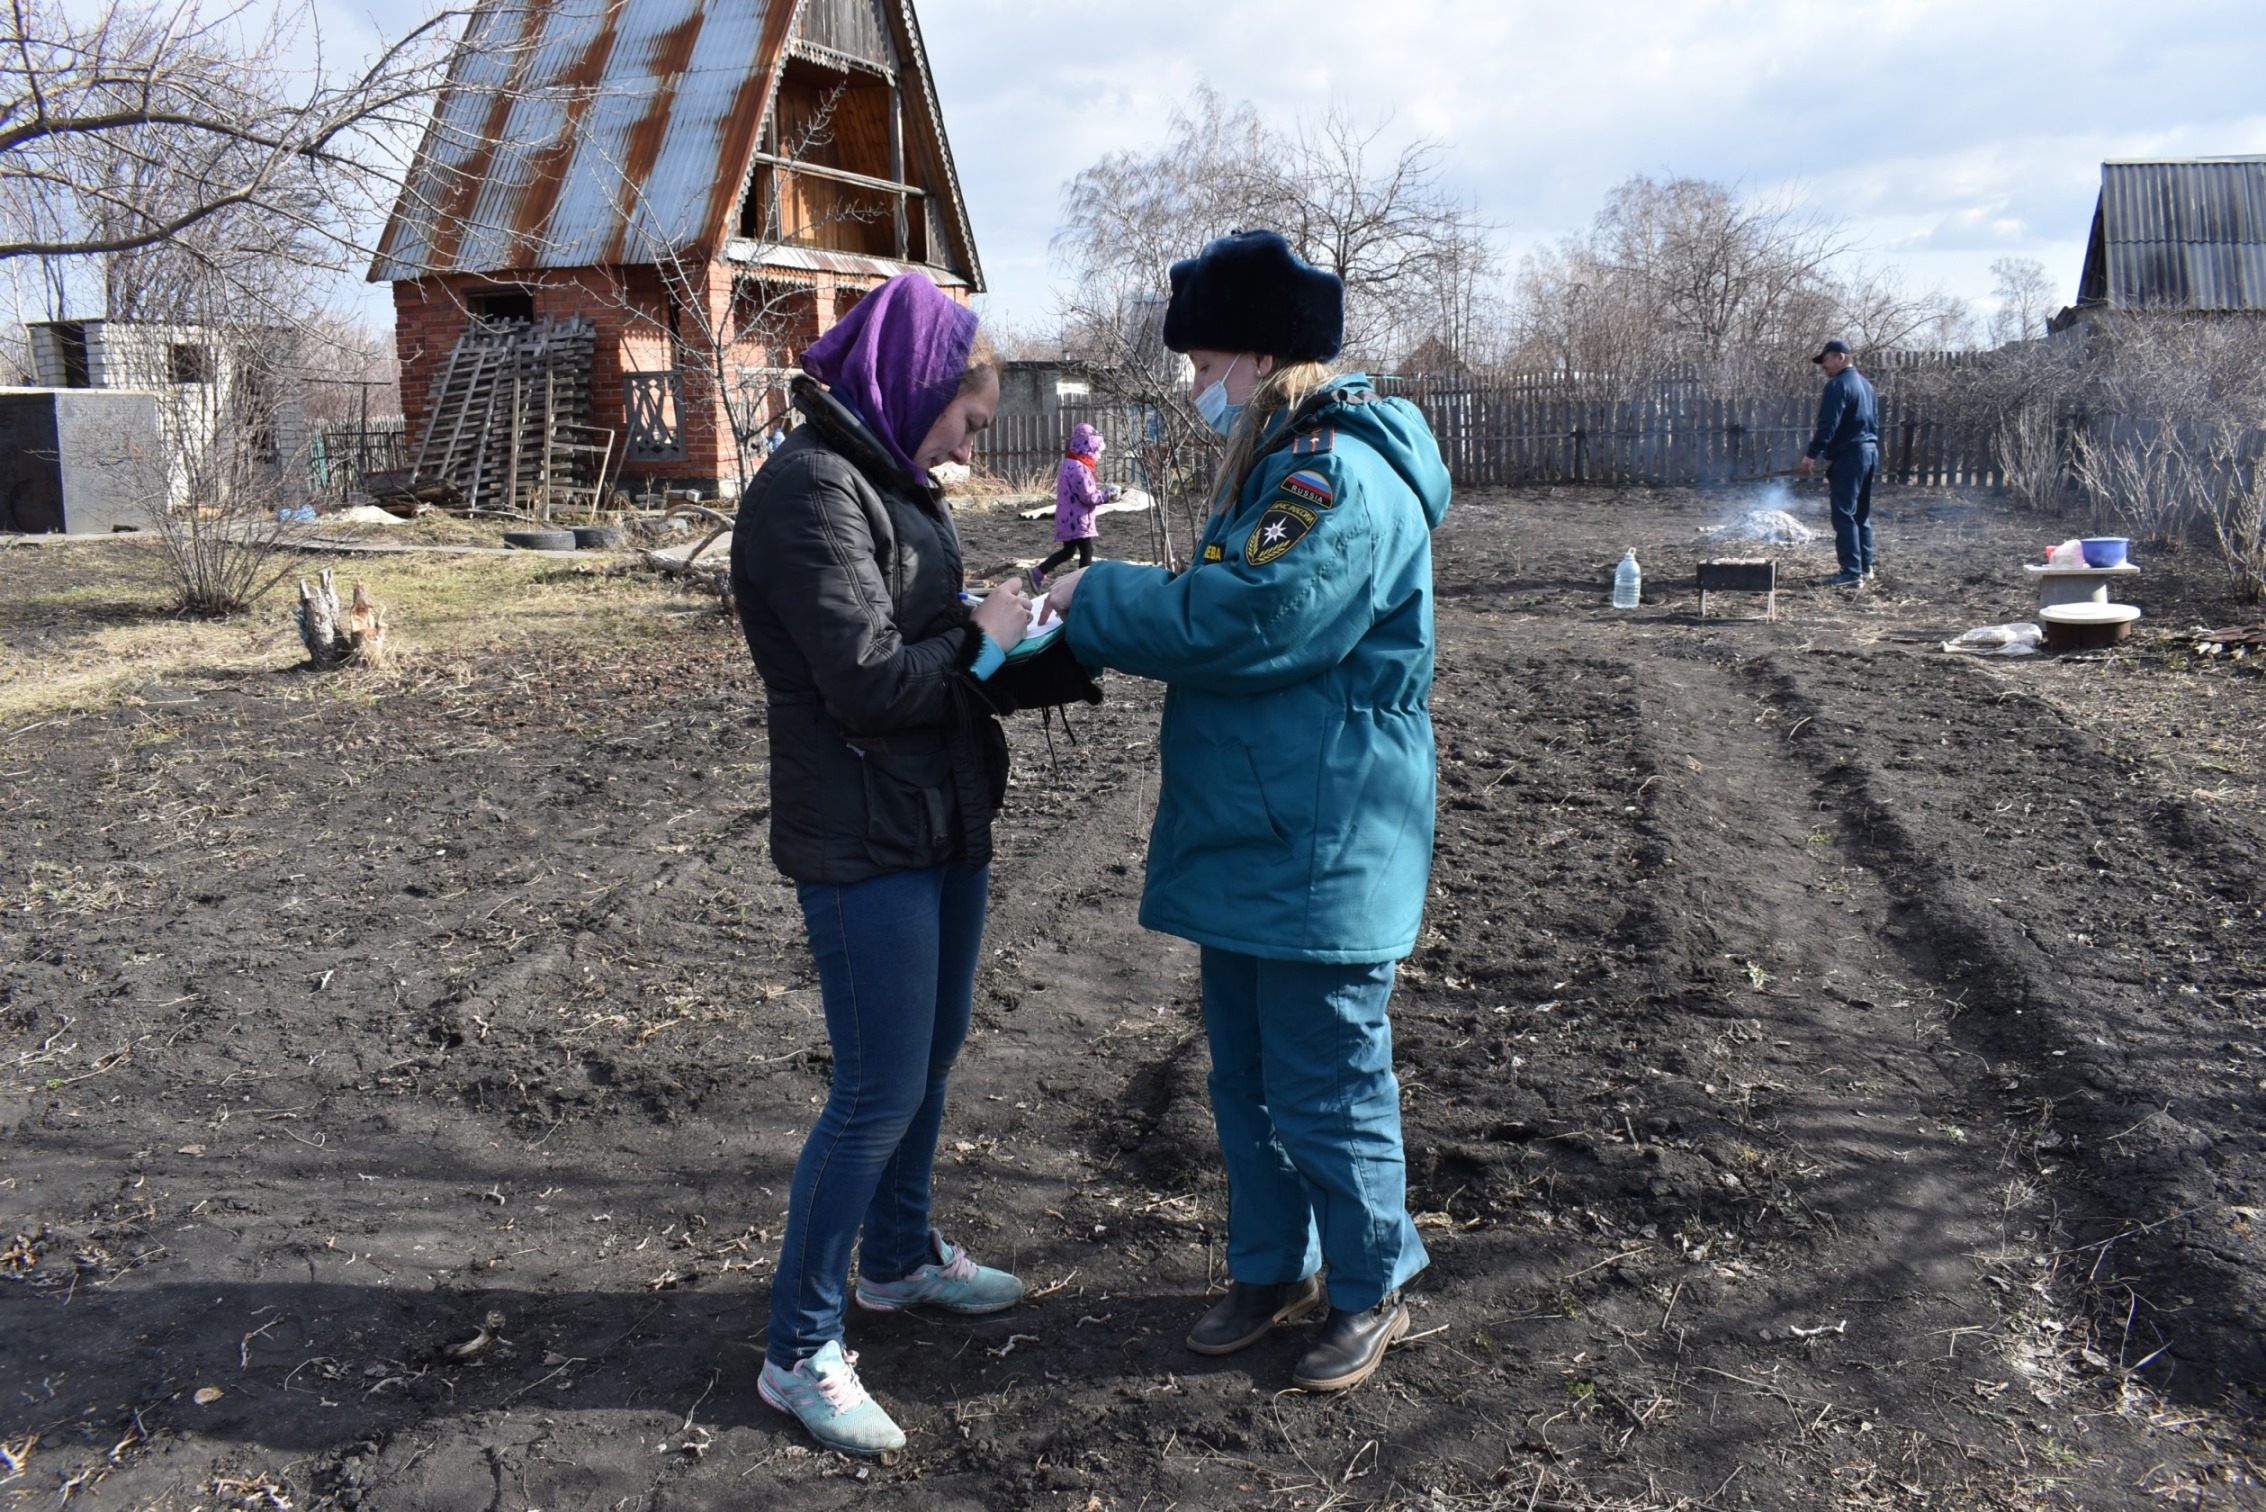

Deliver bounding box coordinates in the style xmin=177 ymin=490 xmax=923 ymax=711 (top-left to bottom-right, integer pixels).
xmin=1942 ymin=622 xmax=2044 ymax=656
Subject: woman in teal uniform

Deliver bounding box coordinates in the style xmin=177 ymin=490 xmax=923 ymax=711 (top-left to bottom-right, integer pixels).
xmin=1045 ymin=230 xmax=1451 ymax=1392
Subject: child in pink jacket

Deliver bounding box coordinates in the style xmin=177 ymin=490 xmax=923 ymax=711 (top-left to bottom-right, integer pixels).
xmin=1034 ymin=422 xmax=1113 ymax=582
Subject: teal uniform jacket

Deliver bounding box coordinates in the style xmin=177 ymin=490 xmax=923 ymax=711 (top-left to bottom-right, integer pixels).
xmin=1067 ymin=376 xmax=1452 ymax=964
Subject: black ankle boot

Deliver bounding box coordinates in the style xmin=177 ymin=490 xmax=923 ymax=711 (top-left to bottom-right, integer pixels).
xmin=1186 ymin=1276 xmax=1324 ymax=1355
xmin=1291 ymin=1291 xmax=1408 ymax=1391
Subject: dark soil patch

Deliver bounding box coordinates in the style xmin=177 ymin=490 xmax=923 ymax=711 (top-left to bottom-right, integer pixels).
xmin=4 ymin=485 xmax=2263 ymax=1510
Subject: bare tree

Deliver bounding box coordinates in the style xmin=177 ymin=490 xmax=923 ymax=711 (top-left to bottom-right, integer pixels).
xmin=1238 ymin=104 xmax=1497 ymax=365
xmin=1055 ymin=86 xmax=1497 ymax=370
xmin=1511 ymin=175 xmax=1854 ymax=396
xmin=297 ymin=316 xmax=398 ymax=425
xmin=2203 ymin=431 xmax=2266 ymax=602
xmin=1604 ymin=177 xmax=1846 ymax=371
xmin=1830 ymin=261 xmax=1974 ymax=354
xmin=1987 ymin=257 xmax=2059 ymax=347
xmin=1 ymin=0 xmax=471 ymax=311
xmin=1050 ymin=89 xmax=1281 ymax=564
xmin=1944 ymin=335 xmax=2085 ymax=514
xmin=139 ymin=293 xmax=315 ymax=615
xmin=1051 ymin=85 xmax=1496 ymax=558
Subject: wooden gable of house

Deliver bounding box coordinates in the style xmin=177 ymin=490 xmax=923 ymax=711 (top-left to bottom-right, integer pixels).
xmin=730 ymin=0 xmax=980 ymax=287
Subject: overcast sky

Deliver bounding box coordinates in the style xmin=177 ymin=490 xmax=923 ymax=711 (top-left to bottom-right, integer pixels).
xmin=320 ymin=0 xmax=2266 ymax=334
xmin=916 ymin=0 xmax=2266 ymax=333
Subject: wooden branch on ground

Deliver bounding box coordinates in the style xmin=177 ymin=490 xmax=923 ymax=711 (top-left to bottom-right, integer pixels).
xmin=636 ymin=533 xmax=735 ymax=617
xmin=664 ymin=504 xmax=736 ymax=531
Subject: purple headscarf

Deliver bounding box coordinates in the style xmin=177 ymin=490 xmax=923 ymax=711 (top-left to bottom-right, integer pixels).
xmin=800 ymin=272 xmax=980 ymax=476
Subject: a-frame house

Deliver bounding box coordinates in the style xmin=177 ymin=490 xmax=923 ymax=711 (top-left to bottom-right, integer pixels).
xmin=371 ymin=0 xmax=983 ymax=501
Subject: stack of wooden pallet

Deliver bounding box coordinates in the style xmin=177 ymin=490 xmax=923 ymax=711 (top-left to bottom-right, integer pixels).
xmin=410 ymin=318 xmax=615 ymax=518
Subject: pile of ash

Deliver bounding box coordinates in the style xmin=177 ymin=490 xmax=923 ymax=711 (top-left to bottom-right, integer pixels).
xmin=1700 ymin=508 xmax=1817 ymax=546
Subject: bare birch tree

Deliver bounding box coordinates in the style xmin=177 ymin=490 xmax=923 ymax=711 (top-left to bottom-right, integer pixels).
xmin=1055 ymin=86 xmax=1497 ymax=369
xmin=1987 ymin=257 xmax=2060 ymax=347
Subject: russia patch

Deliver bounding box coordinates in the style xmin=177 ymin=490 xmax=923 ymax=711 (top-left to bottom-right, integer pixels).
xmin=1202 ymin=543 xmax=1224 ymax=562
xmin=1246 ymin=501 xmax=1319 ymax=567
xmin=1282 ymin=469 xmax=1334 ymax=507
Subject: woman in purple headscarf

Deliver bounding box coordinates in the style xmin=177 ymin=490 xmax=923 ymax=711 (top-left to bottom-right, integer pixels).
xmin=729 ymin=273 xmax=1031 ymax=1458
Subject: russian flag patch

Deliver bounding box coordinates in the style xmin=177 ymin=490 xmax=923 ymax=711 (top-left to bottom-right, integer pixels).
xmin=1282 ymin=469 xmax=1334 ymax=507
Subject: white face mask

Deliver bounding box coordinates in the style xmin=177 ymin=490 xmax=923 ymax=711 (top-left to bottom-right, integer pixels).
xmin=1194 ymin=355 xmax=1246 ymax=437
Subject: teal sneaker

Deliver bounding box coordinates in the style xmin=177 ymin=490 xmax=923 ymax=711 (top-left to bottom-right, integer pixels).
xmin=757 ymin=1341 xmax=906 ymax=1457
xmin=854 ymin=1228 xmax=1024 ymax=1315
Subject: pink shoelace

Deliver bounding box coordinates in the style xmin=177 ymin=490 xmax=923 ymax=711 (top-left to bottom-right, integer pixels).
xmin=930 ymin=1244 xmax=977 ymax=1282
xmin=812 ymin=1351 xmax=872 ymax=1410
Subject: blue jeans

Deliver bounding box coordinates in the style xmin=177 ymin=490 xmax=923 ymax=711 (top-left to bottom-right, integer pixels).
xmin=1200 ymin=948 xmax=1429 ymax=1314
xmin=767 ymin=862 xmax=988 ymax=1367
xmin=1828 ymin=444 xmax=1879 ymax=576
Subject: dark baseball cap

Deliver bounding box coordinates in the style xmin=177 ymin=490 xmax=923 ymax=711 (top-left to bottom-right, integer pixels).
xmin=1811 ymin=339 xmax=1852 ymax=363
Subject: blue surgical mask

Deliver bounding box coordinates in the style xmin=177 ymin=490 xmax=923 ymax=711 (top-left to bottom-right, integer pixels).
xmin=1194 ymin=356 xmax=1245 ymax=437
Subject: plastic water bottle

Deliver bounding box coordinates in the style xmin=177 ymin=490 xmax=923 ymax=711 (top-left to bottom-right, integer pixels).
xmin=1612 ymin=549 xmax=1641 ymax=609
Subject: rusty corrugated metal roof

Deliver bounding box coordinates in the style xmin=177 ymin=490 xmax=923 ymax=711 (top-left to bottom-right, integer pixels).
xmin=371 ymin=0 xmax=981 ymax=287
xmin=372 ymin=0 xmax=796 ymax=279
xmin=2077 ymin=157 xmax=2266 ymax=312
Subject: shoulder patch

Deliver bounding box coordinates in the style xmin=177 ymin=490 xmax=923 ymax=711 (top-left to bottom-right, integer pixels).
xmin=1245 ymin=501 xmax=1319 ymax=567
xmin=1281 ymin=468 xmax=1334 ymax=507
xmin=1201 ymin=543 xmax=1224 ymax=562
xmin=1291 ymin=426 xmax=1337 ymax=457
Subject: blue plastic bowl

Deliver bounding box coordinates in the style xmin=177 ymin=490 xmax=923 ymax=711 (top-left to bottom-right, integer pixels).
xmin=2079 ymin=536 xmax=2130 ymax=568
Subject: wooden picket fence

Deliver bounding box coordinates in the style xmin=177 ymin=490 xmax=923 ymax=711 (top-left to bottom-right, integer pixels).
xmin=973 ymin=404 xmax=1155 ymax=490
xmin=975 ymin=380 xmax=2004 ymax=492
xmin=1392 ymin=382 xmax=2003 ymax=489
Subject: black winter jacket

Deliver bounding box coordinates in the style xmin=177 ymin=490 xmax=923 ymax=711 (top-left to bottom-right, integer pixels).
xmin=731 ymin=379 xmax=1008 ymax=884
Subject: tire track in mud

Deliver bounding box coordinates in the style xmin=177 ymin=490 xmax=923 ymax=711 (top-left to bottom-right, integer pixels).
xmin=1553 ymin=641 xmax=2088 ymax=1495
xmin=1745 ymin=648 xmax=2266 ymax=1405
xmin=1378 ymin=644 xmax=2017 ymax=1506
xmin=1400 ymin=634 xmax=2247 ymax=1505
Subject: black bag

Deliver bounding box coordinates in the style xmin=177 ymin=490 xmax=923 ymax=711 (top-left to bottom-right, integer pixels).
xmin=983 ymin=633 xmax=1103 ymax=713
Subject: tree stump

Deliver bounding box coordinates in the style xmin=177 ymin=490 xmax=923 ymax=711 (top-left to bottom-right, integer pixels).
xmin=298 ymin=568 xmax=389 ymax=669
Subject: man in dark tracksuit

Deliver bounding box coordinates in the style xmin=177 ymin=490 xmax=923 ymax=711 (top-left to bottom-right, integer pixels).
xmin=1798 ymin=338 xmax=1879 ymax=587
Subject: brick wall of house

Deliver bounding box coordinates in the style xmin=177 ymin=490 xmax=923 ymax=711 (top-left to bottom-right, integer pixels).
xmin=391 ymin=262 xmax=967 ymax=497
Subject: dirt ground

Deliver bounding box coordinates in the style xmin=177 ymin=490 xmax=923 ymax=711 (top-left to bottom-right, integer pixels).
xmin=4 ymin=484 xmax=2264 ymax=1511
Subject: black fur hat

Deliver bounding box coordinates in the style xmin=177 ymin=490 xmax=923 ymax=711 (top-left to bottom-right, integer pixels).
xmin=1162 ymin=230 xmax=1345 ymax=362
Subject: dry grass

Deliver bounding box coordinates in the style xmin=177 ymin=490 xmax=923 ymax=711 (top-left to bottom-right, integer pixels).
xmin=0 ymin=534 xmax=711 ymax=724
xmin=2023 ymin=629 xmax=2266 ymax=824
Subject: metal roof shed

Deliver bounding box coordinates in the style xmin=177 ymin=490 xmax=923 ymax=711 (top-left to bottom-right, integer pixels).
xmin=2072 ymin=157 xmax=2266 ymax=316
